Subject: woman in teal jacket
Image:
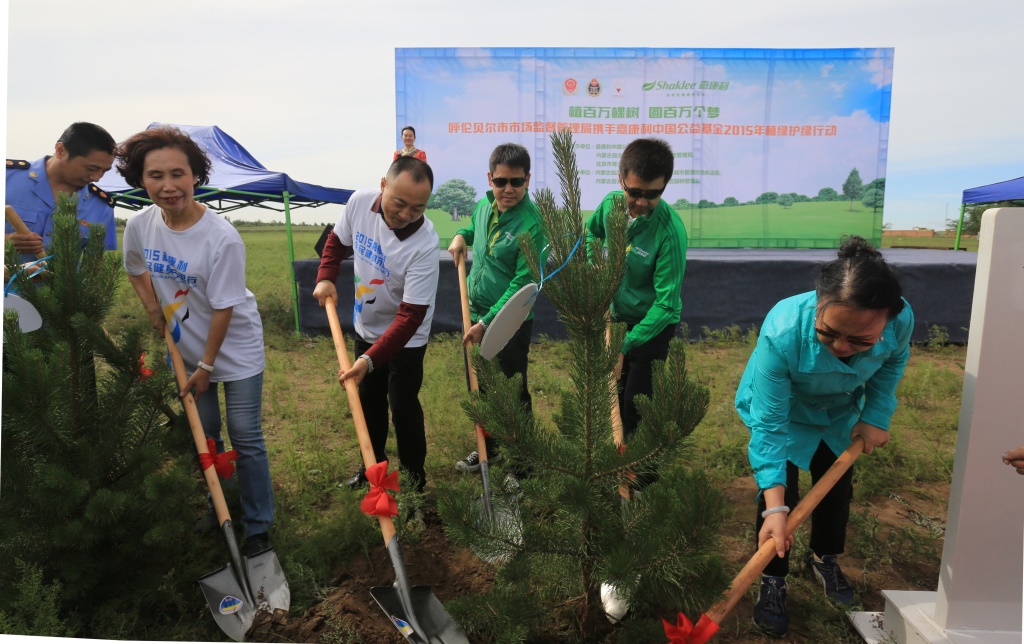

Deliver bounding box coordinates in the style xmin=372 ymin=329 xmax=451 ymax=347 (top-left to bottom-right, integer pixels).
xmin=734 ymin=236 xmax=914 ymax=637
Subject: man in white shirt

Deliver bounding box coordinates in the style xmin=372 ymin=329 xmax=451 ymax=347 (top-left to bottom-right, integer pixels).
xmin=313 ymin=157 xmax=439 ymax=494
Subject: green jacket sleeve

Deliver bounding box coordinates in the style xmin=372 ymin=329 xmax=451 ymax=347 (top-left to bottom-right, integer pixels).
xmin=456 ymin=198 xmax=488 ymax=247
xmin=481 ymin=216 xmax=546 ymax=326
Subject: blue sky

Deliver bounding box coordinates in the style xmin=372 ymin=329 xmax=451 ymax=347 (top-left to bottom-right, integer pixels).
xmin=4 ymin=0 xmax=1022 ymax=231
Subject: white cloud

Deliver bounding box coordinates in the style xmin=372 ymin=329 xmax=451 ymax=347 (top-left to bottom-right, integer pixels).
xmin=863 ymin=52 xmax=893 ymax=87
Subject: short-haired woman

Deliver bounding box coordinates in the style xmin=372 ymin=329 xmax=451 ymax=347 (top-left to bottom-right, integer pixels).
xmin=118 ymin=127 xmax=275 ymax=556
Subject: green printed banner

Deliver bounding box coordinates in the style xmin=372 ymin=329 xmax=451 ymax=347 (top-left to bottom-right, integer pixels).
xmin=396 ymin=48 xmax=893 ymax=248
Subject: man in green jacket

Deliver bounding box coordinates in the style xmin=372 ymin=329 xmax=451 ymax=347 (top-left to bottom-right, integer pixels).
xmin=585 ymin=138 xmax=687 ymax=485
xmin=448 ymin=143 xmax=546 ymax=472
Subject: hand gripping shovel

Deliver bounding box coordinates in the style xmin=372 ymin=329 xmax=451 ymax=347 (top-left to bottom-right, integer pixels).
xmin=163 ymin=327 xmax=290 ymax=641
xmin=663 ymin=437 xmax=866 ymax=643
xmin=324 ymin=295 xmax=467 ymax=644
xmin=456 ymin=254 xmax=522 ymax=562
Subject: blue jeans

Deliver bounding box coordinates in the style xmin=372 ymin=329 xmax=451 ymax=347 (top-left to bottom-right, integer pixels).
xmin=196 ymin=372 xmax=275 ymax=536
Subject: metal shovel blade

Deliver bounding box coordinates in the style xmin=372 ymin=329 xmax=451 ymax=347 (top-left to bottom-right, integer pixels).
xmin=199 ymin=564 xmax=257 ymax=642
xmin=245 ymin=546 xmax=291 ymax=614
xmin=371 ymin=536 xmax=468 ymax=643
xmin=371 ymin=585 xmax=467 ymax=644
xmin=471 ymin=475 xmax=523 ymax=565
xmin=478 ymin=459 xmax=495 ymax=521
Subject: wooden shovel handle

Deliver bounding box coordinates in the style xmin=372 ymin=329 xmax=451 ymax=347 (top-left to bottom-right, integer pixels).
xmin=456 ymin=254 xmax=490 ymax=461
xmin=324 ymin=295 xmax=397 ymax=545
xmin=606 ymin=323 xmax=630 ymax=501
xmin=704 ymin=436 xmax=866 ymax=625
xmin=456 ymin=254 xmax=481 ymax=392
xmin=163 ymin=325 xmax=232 ymax=527
xmin=5 ymin=205 xmax=46 ymax=260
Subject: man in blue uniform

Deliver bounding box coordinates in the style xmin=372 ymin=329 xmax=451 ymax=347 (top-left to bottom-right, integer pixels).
xmin=5 ymin=122 xmax=117 ymax=262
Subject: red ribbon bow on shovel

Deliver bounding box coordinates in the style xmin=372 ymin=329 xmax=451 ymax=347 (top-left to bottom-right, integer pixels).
xmin=662 ymin=612 xmax=719 ymax=644
xmin=138 ymin=352 xmax=154 ymax=381
xmin=360 ymin=461 xmax=400 ymax=517
xmin=197 ymin=438 xmax=238 ymax=479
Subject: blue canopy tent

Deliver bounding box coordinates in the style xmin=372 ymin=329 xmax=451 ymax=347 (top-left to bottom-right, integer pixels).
xmin=98 ymin=123 xmax=353 ymax=334
xmin=955 ymin=175 xmax=1024 ymax=250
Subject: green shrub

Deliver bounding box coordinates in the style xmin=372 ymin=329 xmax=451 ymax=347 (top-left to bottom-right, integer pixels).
xmin=1 ymin=197 xmax=198 ymax=637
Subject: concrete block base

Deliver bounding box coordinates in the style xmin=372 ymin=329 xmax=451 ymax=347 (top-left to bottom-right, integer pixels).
xmin=850 ymin=590 xmax=1020 ymax=643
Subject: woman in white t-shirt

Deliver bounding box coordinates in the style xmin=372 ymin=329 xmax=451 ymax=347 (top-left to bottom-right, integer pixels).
xmin=117 ymin=127 xmax=275 ymax=556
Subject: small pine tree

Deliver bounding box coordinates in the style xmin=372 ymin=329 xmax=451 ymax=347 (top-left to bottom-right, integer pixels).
xmin=438 ymin=132 xmax=726 ymax=641
xmin=1 ymin=195 xmax=197 ymax=636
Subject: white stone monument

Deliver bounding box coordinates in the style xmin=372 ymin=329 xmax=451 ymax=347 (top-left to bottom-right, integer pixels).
xmin=851 ymin=208 xmax=1024 ymax=643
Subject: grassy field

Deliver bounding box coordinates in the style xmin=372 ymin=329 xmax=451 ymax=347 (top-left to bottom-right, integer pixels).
xmin=96 ymin=225 xmax=966 ymax=642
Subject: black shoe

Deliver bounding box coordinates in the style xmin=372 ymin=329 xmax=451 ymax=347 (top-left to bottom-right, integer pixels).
xmin=455 ymin=450 xmax=502 ymax=473
xmin=344 ymin=465 xmax=368 ymax=489
xmin=811 ymin=554 xmax=856 ymax=604
xmin=242 ymin=533 xmax=271 ymax=557
xmin=752 ymin=575 xmax=788 ymax=637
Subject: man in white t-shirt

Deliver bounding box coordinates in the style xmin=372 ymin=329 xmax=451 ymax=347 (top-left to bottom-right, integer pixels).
xmin=313 ymin=156 xmax=439 ymax=495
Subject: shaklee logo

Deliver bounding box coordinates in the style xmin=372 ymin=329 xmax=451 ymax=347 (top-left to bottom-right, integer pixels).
xmin=643 ymin=80 xmax=698 ymax=91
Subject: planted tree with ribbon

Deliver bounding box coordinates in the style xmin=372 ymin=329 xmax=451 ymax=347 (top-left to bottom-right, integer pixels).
xmin=437 ymin=131 xmax=728 ymax=642
xmin=1 ymin=195 xmax=197 ymax=637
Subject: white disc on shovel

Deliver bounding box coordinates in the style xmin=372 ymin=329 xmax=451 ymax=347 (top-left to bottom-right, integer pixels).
xmin=601 ymin=581 xmax=629 ymax=624
xmin=4 ymin=293 xmax=42 ymax=333
xmin=479 ymin=283 xmax=539 ymax=360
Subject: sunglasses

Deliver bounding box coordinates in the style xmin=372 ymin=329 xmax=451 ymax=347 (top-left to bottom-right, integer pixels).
xmin=814 ymin=327 xmax=881 ymax=348
xmin=491 ymin=177 xmax=527 ymax=188
xmin=621 ymin=184 xmax=665 ymax=201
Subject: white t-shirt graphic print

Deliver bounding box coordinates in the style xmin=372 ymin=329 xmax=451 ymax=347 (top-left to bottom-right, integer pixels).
xmin=123 ymin=205 xmax=265 ymax=381
xmin=332 ymin=189 xmax=439 ymax=347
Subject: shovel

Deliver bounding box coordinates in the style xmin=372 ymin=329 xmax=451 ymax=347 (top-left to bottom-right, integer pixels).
xmin=607 ymin=324 xmax=632 ymax=506
xmin=667 ymin=436 xmax=866 ymax=643
xmin=163 ymin=326 xmax=290 ymax=641
xmin=456 ymin=254 xmax=523 ymax=562
xmin=324 ymin=295 xmax=467 ymax=644
xmin=602 ymin=324 xmax=635 ymax=622
xmin=456 ymin=253 xmax=496 ymax=521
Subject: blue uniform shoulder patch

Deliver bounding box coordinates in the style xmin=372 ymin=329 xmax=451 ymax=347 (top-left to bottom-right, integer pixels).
xmin=89 ymin=183 xmax=115 ymax=206
xmin=6 ymin=159 xmax=30 ymax=170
